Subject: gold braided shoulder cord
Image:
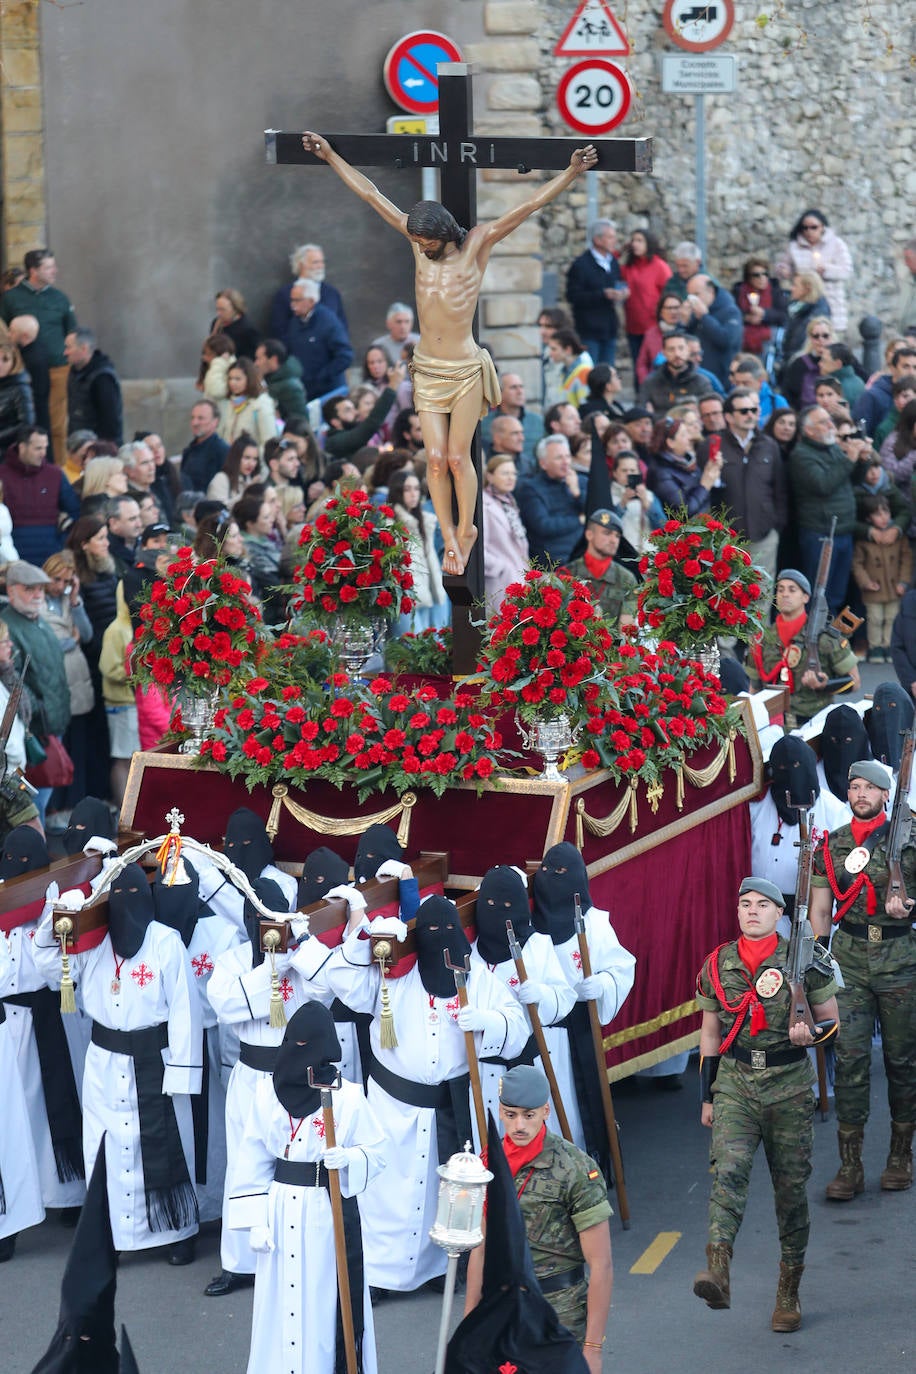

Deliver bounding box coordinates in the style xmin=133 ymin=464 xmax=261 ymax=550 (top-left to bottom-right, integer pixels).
xmin=266 ymin=785 xmax=417 ymax=849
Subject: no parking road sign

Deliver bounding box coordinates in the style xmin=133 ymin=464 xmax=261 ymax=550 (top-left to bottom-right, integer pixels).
xmin=556 ymin=60 xmax=632 ymax=135
xmin=662 ymin=0 xmax=735 ymax=52
xmin=383 ymin=31 xmax=463 ymax=116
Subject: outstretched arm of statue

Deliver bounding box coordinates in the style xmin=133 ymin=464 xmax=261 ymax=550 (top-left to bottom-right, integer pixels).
xmin=302 ymin=131 xmax=409 ymax=236
xmin=475 ymin=145 xmax=598 ymax=251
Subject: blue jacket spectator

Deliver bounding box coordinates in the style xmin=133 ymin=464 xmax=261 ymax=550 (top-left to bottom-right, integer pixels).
xmin=515 ymin=436 xmax=584 ymax=566
xmin=180 ymin=399 xmax=229 ymax=493
xmin=683 ymin=274 xmax=743 ymax=387
xmin=282 ymin=281 xmax=353 ymax=401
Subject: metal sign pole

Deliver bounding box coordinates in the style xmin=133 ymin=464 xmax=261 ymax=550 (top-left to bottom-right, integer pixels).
xmin=694 ymin=92 xmax=706 ymax=263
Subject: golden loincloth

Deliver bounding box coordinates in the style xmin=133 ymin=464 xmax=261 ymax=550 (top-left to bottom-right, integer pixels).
xmin=410 ymin=345 xmax=501 ymax=419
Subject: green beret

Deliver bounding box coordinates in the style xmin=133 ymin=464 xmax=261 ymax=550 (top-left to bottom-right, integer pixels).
xmin=739 ymin=876 xmax=786 ymax=908
xmin=499 ymin=1065 xmax=549 ymax=1109
xmin=848 ymin=760 xmax=892 ymax=790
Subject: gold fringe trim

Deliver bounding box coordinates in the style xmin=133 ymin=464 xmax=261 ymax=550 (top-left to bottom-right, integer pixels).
xmin=575 ymin=779 xmax=639 ymax=847
xmin=607 ymin=1029 xmax=700 ymax=1082
xmin=602 ymin=998 xmax=699 ymax=1051
xmin=266 ymin=785 xmax=416 ymax=848
xmin=675 ymin=729 xmax=737 ymax=809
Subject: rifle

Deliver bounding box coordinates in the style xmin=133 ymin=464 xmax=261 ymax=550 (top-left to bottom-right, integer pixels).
xmin=884 ymin=718 xmax=916 ymax=910
xmin=0 ymin=652 xmax=30 ymax=783
xmin=802 ymin=517 xmax=860 ymax=692
xmin=785 ymin=794 xmax=838 ymax=1118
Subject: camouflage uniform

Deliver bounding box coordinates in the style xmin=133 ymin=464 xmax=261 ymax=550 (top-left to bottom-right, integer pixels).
xmin=0 ymin=760 xmax=38 ymax=843
xmin=696 ymin=939 xmax=838 ymax=1262
xmin=515 ymin=1130 xmax=612 ymax=1340
xmin=564 ymin=558 xmax=637 ymax=628
xmin=747 ymin=621 xmax=858 ymax=728
xmin=811 ymin=825 xmax=916 ymax=1126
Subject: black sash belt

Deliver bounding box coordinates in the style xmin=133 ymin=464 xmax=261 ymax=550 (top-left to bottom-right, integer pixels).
xmin=369 ymin=1054 xmax=472 ymax=1166
xmin=540 ymin=1264 xmax=586 ymax=1294
xmin=3 ymin=986 xmax=84 ymax=1183
xmin=728 ymin=1043 xmax=807 ymax=1068
xmin=273 ymin=1158 xmax=330 ymax=1187
xmin=272 ymin=1154 xmax=366 ymax=1374
xmin=482 ymin=1032 xmax=538 ymax=1070
xmin=190 ymin=1029 xmax=211 ymax=1187
xmin=91 ymin=1020 xmax=199 ymax=1233
xmin=840 ymin=920 xmax=912 ymax=942
xmin=239 ymin=1041 xmax=279 ymax=1072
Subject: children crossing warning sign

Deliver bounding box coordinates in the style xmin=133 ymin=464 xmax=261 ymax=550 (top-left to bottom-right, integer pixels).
xmin=554 ymin=0 xmax=630 ymax=57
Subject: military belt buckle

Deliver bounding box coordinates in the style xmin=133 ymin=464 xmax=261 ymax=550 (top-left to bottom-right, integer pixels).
xmin=751 ymin=1050 xmax=767 ymax=1069
xmin=867 ymin=924 xmax=882 ymax=943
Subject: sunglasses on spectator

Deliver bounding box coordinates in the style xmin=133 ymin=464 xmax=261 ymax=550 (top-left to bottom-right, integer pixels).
xmin=810 ymin=331 xmax=832 ymax=340
xmin=837 ymin=431 xmax=857 ymax=441
xmin=732 ymin=406 xmax=759 ymax=415
xmin=749 ymin=269 xmax=768 ymax=277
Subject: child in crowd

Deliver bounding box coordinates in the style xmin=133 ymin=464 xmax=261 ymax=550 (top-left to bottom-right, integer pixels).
xmin=852 ymin=493 xmax=912 ymax=662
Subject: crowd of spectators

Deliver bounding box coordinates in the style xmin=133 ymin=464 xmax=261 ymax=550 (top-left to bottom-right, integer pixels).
xmin=2 ymin=217 xmax=916 ymax=835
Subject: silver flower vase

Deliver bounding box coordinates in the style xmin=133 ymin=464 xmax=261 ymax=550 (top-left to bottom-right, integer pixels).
xmin=178 ymin=691 xmax=218 ymax=754
xmin=333 ymin=617 xmax=386 ymax=679
xmin=690 ymin=642 xmax=721 ymax=678
xmin=517 ymin=713 xmax=578 ymax=782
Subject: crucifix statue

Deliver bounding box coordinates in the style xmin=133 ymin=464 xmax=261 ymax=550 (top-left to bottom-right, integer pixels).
xmin=267 ymin=64 xmax=652 ymax=671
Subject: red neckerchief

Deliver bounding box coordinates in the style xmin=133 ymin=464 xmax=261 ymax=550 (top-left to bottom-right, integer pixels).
xmin=482 ymin=1123 xmax=547 ymax=1217
xmin=737 ymin=932 xmax=778 ymax=976
xmin=583 ymin=550 xmax=613 ymax=580
xmin=750 ymin=610 xmax=806 ymax=691
xmin=502 ymin=1122 xmax=547 ymax=1177
xmin=820 ymin=827 xmax=881 ymax=921
xmin=850 ymin=811 xmax=886 ymax=846
xmin=705 ymin=942 xmax=769 ymax=1050
xmin=776 ymin=610 xmax=806 ymax=648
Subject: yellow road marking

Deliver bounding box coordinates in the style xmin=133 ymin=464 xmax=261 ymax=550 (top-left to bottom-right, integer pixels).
xmin=629 ymin=1231 xmax=681 ymax=1274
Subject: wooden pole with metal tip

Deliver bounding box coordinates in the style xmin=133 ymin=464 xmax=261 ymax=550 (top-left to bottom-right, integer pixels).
xmin=444 ymin=950 xmax=487 ymax=1149
xmin=574 ymin=893 xmax=631 ymax=1228
xmin=311 ymin=1067 xmax=358 ymax=1374
xmin=506 ymin=920 xmax=573 ymax=1142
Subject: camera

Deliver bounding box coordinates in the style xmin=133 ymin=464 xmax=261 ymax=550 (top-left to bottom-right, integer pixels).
xmin=626 ymin=474 xmax=641 ymax=489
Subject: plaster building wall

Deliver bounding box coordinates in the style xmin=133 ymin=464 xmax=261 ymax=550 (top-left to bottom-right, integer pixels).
xmin=34 ymin=0 xmax=486 ymax=384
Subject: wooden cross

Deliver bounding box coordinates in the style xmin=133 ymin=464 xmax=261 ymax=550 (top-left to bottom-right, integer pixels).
xmin=266 ymin=63 xmax=652 ymax=673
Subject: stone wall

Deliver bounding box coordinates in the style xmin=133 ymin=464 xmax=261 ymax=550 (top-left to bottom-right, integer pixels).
xmin=531 ymin=1 xmax=916 ymax=349
xmin=0 ymin=0 xmax=45 ymax=265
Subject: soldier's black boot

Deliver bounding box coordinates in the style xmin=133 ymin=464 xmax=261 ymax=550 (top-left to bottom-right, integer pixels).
xmin=771 ymin=1261 xmax=803 ymax=1332
xmin=879 ymin=1121 xmax=914 ymax=1190
xmin=693 ymin=1242 xmax=731 ymax=1309
xmin=825 ymin=1124 xmax=864 ymax=1200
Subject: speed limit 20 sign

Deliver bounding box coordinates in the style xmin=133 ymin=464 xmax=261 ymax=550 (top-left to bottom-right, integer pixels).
xmin=556 ymin=59 xmax=632 ymax=135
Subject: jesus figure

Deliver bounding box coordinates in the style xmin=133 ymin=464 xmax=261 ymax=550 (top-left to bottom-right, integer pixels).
xmin=302 ymin=130 xmax=597 ymax=577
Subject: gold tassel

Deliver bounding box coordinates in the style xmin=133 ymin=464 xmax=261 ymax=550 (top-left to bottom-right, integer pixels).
xmin=263 ymin=929 xmax=287 ymax=1029
xmin=55 ymin=918 xmax=77 ymax=1014
xmin=374 ymin=940 xmax=398 ymax=1049
xmin=628 ymin=777 xmax=639 ymax=833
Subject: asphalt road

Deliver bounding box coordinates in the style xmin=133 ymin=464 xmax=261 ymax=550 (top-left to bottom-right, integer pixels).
xmin=3 ymin=1052 xmax=913 ymax=1373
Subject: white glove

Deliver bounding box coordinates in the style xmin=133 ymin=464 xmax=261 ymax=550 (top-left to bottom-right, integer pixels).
xmin=576 ymin=975 xmax=603 ymax=1003
xmin=326 ymin=884 xmax=368 ymax=912
xmin=289 ymin=915 xmax=310 ymax=943
xmin=55 ymin=887 xmax=86 ymax=912
xmin=375 ymin=859 xmax=412 ymax=881
xmin=323 ymin=1146 xmax=351 ymax=1171
xmin=249 ymin=1225 xmax=274 ymax=1253
xmin=457 ymin=1005 xmax=496 ymax=1034
xmin=83 ymin=836 xmax=117 ymax=856
xmin=368 ymin=915 xmax=408 ymax=940
xmin=516 ymin=980 xmax=547 ymax=1006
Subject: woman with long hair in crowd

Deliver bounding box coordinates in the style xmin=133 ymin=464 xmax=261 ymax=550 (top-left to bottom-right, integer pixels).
xmin=647 ymin=415 xmax=721 ymax=516
xmin=207 ymin=432 xmax=263 ymax=505
xmin=0 ymin=338 xmax=35 ymax=451
xmin=634 ymin=290 xmax=684 ymax=385
xmin=779 ymin=208 xmax=853 ymax=334
xmin=781 ymin=314 xmax=836 ymax=411
xmin=388 ymin=468 xmax=446 ymax=633
xmin=732 ymin=255 xmax=788 ymax=357
xmin=218 ymin=359 xmax=277 ymax=451
xmin=481 ymin=454 xmax=529 ymax=617
xmin=211 ymin=288 xmax=261 ymax=360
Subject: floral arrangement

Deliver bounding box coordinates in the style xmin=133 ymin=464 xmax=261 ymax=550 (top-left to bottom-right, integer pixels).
xmin=290 ymin=489 xmax=415 ymax=625
xmin=476 ymin=568 xmax=614 ymax=725
xmin=581 ymin=640 xmax=736 ymax=785
xmin=384 ymin=626 xmax=453 ymax=677
xmin=636 ymin=512 xmax=765 ymax=644
xmin=131 ymin=550 xmax=262 ymax=697
xmin=201 ymin=675 xmax=503 ymax=801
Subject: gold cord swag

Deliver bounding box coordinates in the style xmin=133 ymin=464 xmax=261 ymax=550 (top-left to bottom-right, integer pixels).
xmin=575 ymin=732 xmax=737 ymax=845
xmin=266 ymin=785 xmax=417 ymax=848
